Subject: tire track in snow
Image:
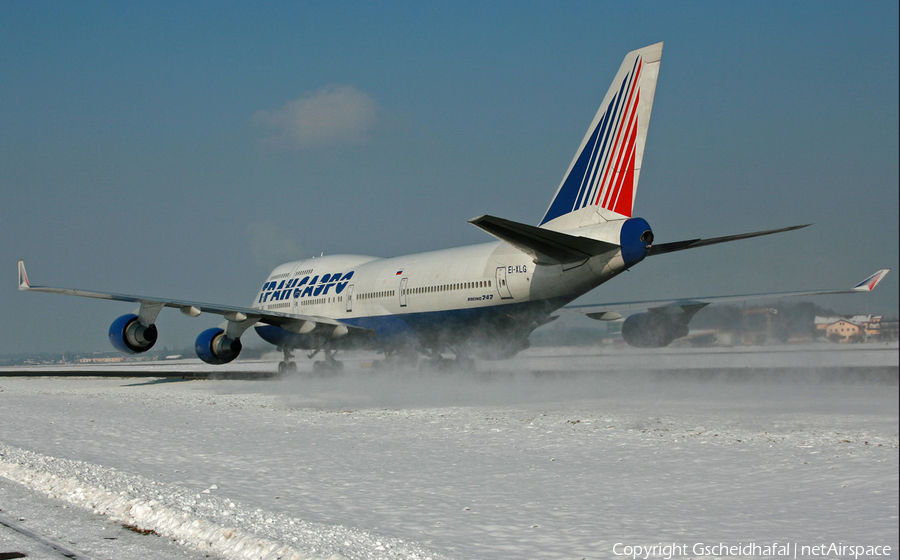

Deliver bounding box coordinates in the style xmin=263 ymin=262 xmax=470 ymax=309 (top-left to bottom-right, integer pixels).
xmin=0 ymin=510 xmax=96 ymax=559
xmin=0 ymin=444 xmax=447 ymax=560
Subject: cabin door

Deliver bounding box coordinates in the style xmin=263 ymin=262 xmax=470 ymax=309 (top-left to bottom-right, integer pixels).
xmin=345 ymin=284 xmax=354 ymax=312
xmin=496 ymin=267 xmax=513 ymax=299
xmin=399 ymin=277 xmax=408 ymax=307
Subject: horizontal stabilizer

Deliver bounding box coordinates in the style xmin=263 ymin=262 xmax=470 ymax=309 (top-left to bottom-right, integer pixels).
xmin=469 ymin=215 xmax=618 ymax=265
xmin=647 ymin=224 xmax=811 ymax=256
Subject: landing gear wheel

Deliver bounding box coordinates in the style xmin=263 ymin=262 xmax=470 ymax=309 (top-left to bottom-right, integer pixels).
xmin=277 ymin=361 xmax=298 ymax=375
xmin=278 ymin=347 xmax=297 ymax=375
xmin=313 ymin=360 xmax=344 ymax=375
xmin=419 ymin=356 xmax=447 ymax=372
xmin=458 ymin=356 xmax=476 ymax=371
xmin=418 ymin=354 xmax=474 ymax=372
xmin=373 ymin=351 xmax=418 ymax=371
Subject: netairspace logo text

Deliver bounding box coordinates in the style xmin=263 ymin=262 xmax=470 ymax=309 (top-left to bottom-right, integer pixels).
xmin=612 ymin=542 xmax=892 ymax=559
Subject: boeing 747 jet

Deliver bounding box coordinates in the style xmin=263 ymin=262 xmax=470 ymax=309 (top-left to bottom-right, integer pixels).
xmin=18 ymin=43 xmax=889 ymax=373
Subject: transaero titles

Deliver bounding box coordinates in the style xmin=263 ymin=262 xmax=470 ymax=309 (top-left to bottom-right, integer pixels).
xmin=258 ymin=272 xmax=354 ymax=303
xmin=612 ymin=542 xmax=892 ymax=559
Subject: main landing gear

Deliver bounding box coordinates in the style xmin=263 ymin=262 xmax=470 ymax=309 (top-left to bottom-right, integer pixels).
xmin=371 ymin=348 xmax=420 ymax=370
xmin=418 ymin=349 xmax=476 ymax=372
xmin=308 ymin=347 xmax=344 ymax=375
xmin=277 ymin=347 xmax=297 ymax=375
xmin=277 ymin=346 xmax=343 ymax=375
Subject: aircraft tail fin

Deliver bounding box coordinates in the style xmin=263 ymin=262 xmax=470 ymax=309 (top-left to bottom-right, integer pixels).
xmin=540 ymin=42 xmax=663 ymax=229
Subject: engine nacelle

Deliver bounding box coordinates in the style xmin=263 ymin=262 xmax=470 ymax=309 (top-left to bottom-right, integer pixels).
xmin=621 ymin=312 xmax=689 ymax=348
xmin=109 ymin=313 xmax=158 ymax=354
xmin=195 ymin=327 xmax=242 ymax=365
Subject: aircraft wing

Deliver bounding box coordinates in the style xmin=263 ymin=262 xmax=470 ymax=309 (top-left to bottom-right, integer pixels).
xmin=17 ymin=260 xmax=365 ymax=332
xmin=567 ymin=269 xmax=891 ymax=320
xmin=647 ymin=224 xmax=812 ymax=256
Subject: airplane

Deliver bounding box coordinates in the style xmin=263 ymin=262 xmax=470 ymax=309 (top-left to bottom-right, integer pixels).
xmin=17 ymin=42 xmax=890 ymax=374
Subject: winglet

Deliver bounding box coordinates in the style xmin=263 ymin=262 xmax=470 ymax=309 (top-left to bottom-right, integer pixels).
xmin=17 ymin=260 xmax=30 ymax=290
xmin=852 ymin=269 xmax=890 ymax=292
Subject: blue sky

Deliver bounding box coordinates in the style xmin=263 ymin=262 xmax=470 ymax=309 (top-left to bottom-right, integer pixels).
xmin=2 ymin=2 xmax=897 ymax=353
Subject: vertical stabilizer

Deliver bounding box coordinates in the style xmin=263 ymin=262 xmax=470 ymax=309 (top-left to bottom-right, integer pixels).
xmin=540 ymin=42 xmax=662 ymax=230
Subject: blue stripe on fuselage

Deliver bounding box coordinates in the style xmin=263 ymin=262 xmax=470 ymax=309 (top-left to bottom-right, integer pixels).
xmin=254 ymin=297 xmax=569 ymax=350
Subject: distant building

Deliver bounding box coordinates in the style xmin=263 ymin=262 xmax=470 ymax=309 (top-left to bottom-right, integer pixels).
xmin=77 ymin=356 xmax=125 ymax=363
xmin=824 ymin=320 xmax=862 ymax=342
xmin=814 ymin=316 xmax=843 ymax=330
xmin=878 ymin=319 xmax=899 ymax=342
xmin=816 ymin=315 xmax=884 ymax=342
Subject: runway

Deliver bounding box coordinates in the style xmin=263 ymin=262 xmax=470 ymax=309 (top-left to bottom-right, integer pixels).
xmin=1 ymin=343 xmax=897 ymax=559
xmin=2 ymin=342 xmax=897 ymax=381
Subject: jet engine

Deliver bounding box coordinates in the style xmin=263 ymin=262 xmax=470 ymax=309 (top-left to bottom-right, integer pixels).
xmin=195 ymin=327 xmax=242 ymax=365
xmin=109 ymin=313 xmax=158 ymax=354
xmin=621 ymin=312 xmax=689 ymax=348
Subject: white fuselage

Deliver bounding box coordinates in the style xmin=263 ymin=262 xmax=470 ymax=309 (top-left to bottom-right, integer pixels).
xmin=251 ymin=232 xmax=632 ymax=355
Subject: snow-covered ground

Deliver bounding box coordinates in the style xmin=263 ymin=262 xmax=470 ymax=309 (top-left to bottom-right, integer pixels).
xmin=1 ymin=343 xmax=897 ymax=559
